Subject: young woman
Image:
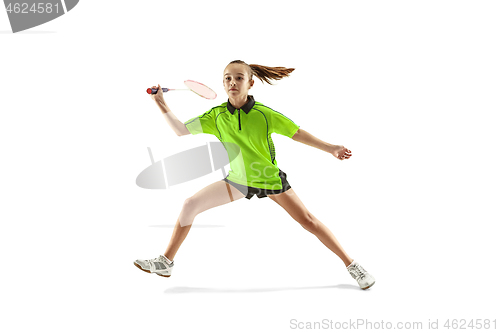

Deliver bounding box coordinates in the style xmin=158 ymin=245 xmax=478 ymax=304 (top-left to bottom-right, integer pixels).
xmin=134 ymin=60 xmax=375 ymax=290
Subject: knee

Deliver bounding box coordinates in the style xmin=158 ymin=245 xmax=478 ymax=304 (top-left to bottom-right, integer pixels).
xmin=182 ymin=196 xmax=199 ymax=215
xmin=297 ymin=212 xmax=316 ymax=231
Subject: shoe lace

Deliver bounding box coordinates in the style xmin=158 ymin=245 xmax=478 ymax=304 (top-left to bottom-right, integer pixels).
xmin=349 ymin=264 xmax=366 ymax=280
xmin=145 ymin=257 xmax=160 ymax=265
xmin=145 ymin=256 xmax=171 ymax=267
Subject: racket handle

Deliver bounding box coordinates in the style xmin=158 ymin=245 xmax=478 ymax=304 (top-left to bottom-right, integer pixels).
xmin=147 ymin=88 xmax=170 ymax=95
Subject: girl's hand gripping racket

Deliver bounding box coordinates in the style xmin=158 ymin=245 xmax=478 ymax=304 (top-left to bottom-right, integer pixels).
xmin=147 ymin=80 xmax=217 ymax=100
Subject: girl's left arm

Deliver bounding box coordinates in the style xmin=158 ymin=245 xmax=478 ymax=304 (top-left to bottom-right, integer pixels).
xmin=292 ymin=129 xmax=352 ymax=160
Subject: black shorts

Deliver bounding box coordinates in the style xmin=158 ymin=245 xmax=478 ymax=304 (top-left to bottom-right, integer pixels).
xmin=222 ymin=169 xmax=292 ymax=200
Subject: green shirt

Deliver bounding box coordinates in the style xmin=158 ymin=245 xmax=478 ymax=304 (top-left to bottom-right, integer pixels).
xmin=184 ymin=95 xmax=300 ymax=190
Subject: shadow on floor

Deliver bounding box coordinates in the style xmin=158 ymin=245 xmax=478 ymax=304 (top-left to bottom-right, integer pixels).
xmin=150 ymin=224 xmax=225 ymax=228
xmin=165 ymin=284 xmax=363 ymax=294
xmin=0 ymin=31 xmax=56 ymax=34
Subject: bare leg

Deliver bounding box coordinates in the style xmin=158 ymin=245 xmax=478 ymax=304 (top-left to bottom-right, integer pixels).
xmin=268 ymin=189 xmax=354 ymax=267
xmin=164 ymin=180 xmax=245 ymax=260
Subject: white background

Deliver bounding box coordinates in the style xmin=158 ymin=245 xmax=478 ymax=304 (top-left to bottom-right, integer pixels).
xmin=1 ymin=1 xmax=499 ymax=332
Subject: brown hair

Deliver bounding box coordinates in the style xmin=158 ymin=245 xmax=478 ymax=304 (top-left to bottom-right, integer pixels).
xmin=228 ymin=60 xmax=295 ymax=85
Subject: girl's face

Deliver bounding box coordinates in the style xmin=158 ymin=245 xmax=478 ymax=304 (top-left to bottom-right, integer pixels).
xmin=223 ymin=63 xmax=254 ymax=99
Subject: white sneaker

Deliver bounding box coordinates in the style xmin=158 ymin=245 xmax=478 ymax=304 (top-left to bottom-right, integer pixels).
xmin=134 ymin=255 xmax=174 ymax=278
xmin=347 ymin=261 xmax=375 ymax=290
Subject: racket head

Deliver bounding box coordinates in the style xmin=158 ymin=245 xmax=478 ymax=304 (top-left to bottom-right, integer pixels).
xmin=184 ymin=80 xmax=217 ymax=100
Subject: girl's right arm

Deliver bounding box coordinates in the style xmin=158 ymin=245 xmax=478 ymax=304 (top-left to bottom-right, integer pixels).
xmin=150 ymin=84 xmax=191 ymax=136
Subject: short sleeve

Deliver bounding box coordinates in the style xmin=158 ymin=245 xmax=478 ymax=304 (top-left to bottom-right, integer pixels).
xmin=270 ymin=110 xmax=300 ymax=138
xmin=184 ymin=108 xmax=217 ymax=135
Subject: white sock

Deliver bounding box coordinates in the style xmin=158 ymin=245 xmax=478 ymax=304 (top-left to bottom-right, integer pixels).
xmin=162 ymin=254 xmax=173 ymax=264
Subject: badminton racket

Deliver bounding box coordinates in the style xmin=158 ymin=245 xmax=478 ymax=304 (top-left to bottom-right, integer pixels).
xmin=147 ymin=80 xmax=217 ymax=100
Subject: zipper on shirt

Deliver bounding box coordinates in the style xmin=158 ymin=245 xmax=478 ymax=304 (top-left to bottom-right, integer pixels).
xmin=238 ymin=109 xmax=241 ymax=131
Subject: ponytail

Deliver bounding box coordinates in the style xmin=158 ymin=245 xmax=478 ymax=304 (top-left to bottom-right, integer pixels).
xmin=228 ymin=60 xmax=295 ymax=85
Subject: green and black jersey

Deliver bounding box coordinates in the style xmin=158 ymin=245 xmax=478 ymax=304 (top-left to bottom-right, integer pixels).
xmin=184 ymin=95 xmax=300 ymax=190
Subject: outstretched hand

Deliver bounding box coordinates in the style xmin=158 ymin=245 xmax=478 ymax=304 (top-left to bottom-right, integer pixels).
xmin=150 ymin=84 xmax=165 ymax=104
xmin=331 ymin=145 xmax=352 ymax=161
